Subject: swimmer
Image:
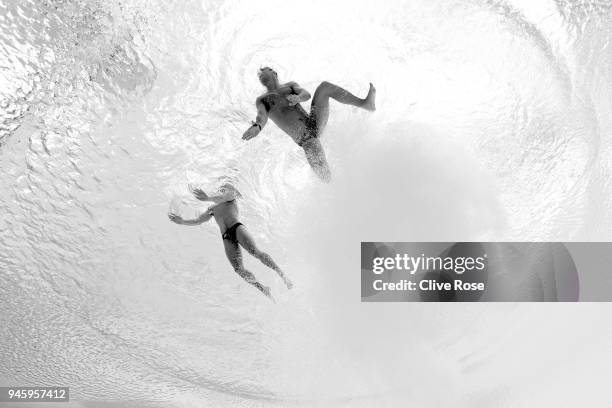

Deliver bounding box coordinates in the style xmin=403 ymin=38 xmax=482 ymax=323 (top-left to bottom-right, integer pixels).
xmin=242 ymin=67 xmax=376 ymax=182
xmin=168 ymin=183 xmax=292 ymax=301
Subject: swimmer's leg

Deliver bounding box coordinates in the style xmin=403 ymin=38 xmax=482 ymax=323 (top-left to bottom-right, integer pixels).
xmin=236 ymin=225 xmax=293 ymax=289
xmin=310 ymin=81 xmax=376 ymax=131
xmin=223 ymin=238 xmax=273 ymax=299
xmin=302 ymin=138 xmax=331 ymax=183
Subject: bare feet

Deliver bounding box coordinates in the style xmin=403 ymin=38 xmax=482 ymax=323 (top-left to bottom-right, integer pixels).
xmin=363 ymin=83 xmax=376 ymax=111
xmin=262 ymin=285 xmax=275 ymax=302
xmin=283 ymin=276 xmax=293 ymax=290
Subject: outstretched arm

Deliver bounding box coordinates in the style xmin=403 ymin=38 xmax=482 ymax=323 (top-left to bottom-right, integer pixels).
xmin=242 ymin=98 xmax=268 ymax=140
xmin=189 ymin=184 xmax=237 ymax=203
xmin=286 ymin=82 xmax=311 ymax=106
xmin=168 ymin=211 xmax=212 ymax=226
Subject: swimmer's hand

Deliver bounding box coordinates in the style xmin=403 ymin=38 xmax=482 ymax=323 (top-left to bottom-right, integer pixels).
xmin=242 ymin=125 xmax=260 ymax=141
xmin=286 ymin=94 xmax=301 ymax=106
xmin=189 ymin=184 xmax=209 ymax=201
xmin=168 ymin=212 xmax=183 ymax=224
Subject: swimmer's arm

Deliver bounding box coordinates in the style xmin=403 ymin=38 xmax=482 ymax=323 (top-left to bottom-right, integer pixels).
xmin=243 ymin=98 xmax=268 ymax=140
xmin=287 ymin=82 xmax=311 ymax=103
xmin=205 ymin=191 xmax=236 ymax=203
xmin=168 ymin=211 xmax=212 ymax=226
xmin=190 ymin=185 xmax=236 ymax=203
xmin=254 ymin=98 xmax=269 ymax=128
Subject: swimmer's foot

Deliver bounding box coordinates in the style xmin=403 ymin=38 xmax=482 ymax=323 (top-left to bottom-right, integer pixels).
xmin=262 ymin=285 xmax=275 ymax=302
xmin=363 ymin=83 xmax=376 ymax=111
xmin=282 ymin=275 xmax=293 ymax=290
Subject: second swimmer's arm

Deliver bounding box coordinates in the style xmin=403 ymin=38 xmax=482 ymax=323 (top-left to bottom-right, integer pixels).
xmin=168 ymin=211 xmax=212 ymax=226
xmin=189 ymin=185 xmax=236 ymax=203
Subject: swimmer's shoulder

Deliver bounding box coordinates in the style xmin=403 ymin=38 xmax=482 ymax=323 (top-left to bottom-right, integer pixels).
xmin=256 ymin=93 xmax=272 ymax=110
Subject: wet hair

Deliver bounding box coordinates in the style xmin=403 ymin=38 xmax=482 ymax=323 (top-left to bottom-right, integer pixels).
xmin=218 ymin=182 xmax=243 ymax=198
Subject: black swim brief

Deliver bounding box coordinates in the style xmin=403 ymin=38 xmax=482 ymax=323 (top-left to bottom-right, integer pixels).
xmin=297 ymin=116 xmax=318 ymax=147
xmin=222 ymin=222 xmax=243 ymax=243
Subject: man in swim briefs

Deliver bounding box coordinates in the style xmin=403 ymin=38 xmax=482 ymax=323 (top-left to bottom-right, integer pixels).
xmin=242 ymin=67 xmax=376 ymax=182
xmin=168 ymin=183 xmax=291 ymax=300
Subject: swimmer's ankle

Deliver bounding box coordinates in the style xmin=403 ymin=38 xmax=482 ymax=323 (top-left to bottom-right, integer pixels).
xmin=363 ymin=83 xmax=376 ymax=111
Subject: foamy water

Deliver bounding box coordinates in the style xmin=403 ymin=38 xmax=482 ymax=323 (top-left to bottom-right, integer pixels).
xmin=1 ymin=1 xmax=612 ymax=407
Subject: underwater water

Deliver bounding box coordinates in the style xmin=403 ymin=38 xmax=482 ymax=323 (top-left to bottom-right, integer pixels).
xmin=1 ymin=0 xmax=612 ymax=406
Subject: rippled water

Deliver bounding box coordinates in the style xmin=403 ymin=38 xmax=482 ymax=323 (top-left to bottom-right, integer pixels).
xmin=1 ymin=1 xmax=612 ymax=407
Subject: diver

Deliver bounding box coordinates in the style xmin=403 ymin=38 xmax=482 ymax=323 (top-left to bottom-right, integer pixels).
xmin=168 ymin=183 xmax=291 ymax=301
xmin=242 ymin=67 xmax=376 ymax=182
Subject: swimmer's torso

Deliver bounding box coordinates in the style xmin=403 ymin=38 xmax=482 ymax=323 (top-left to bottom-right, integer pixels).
xmin=258 ymin=83 xmax=311 ymax=144
xmin=208 ymin=200 xmax=240 ymax=231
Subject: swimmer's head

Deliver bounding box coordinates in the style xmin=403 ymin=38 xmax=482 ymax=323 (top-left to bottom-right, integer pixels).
xmin=258 ymin=66 xmax=278 ymax=88
xmin=218 ymin=182 xmax=242 ymax=198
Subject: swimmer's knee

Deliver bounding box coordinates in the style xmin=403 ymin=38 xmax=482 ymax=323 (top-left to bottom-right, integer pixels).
xmin=237 ymin=269 xmax=256 ymax=283
xmin=316 ymin=81 xmax=333 ymax=94
xmin=256 ymin=251 xmax=271 ymax=261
